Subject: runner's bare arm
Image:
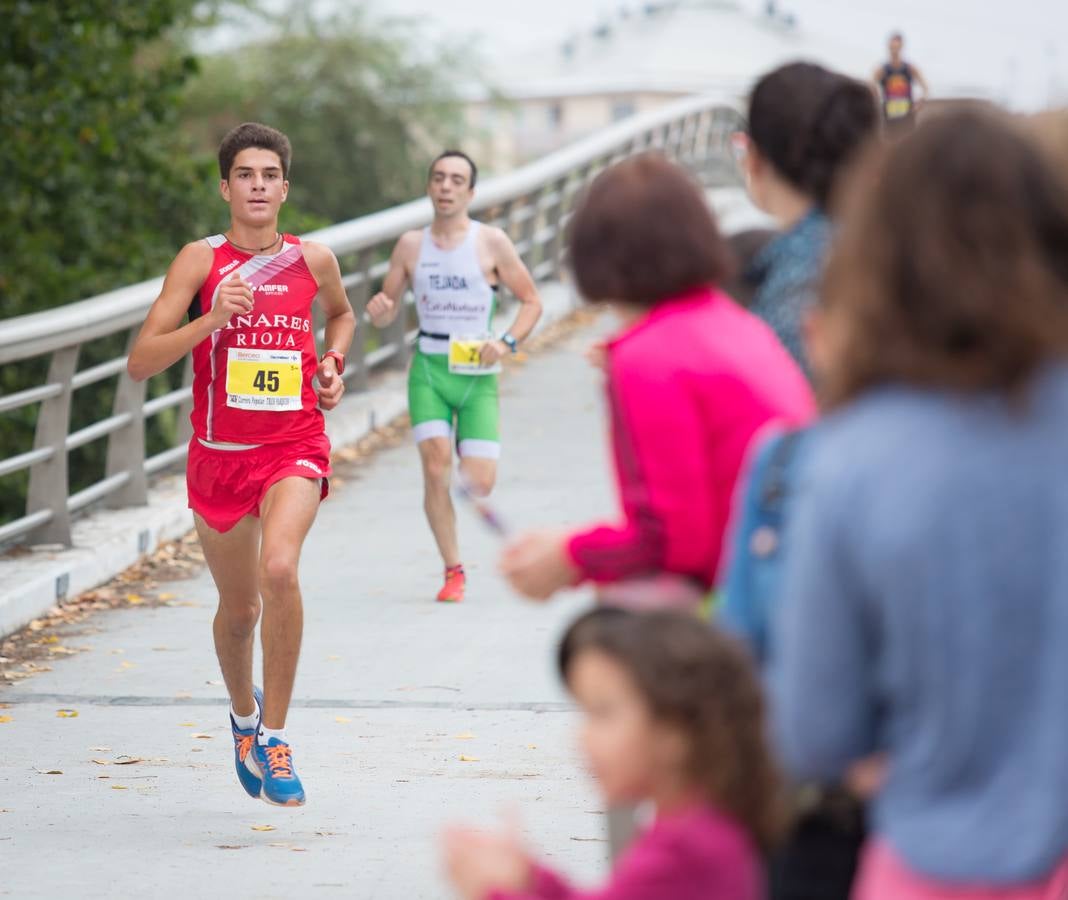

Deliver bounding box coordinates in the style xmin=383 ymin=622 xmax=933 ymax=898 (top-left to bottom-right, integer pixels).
xmin=490 ymin=227 xmax=542 ymax=344
xmin=367 ymin=232 xmax=417 ymax=328
xmin=304 ymin=241 xmax=356 ymax=411
xmin=127 ymin=242 xmax=252 ymax=382
xmin=910 ymin=65 xmax=930 ymax=106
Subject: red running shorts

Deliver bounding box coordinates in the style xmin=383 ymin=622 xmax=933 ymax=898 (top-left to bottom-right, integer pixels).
xmin=186 ymin=432 xmax=332 ymax=533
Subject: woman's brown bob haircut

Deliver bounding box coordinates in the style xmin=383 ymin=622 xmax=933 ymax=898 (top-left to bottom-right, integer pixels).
xmin=559 ymin=608 xmax=784 ymax=852
xmin=567 ymin=153 xmax=733 ymax=306
xmin=819 ymin=107 xmax=1068 ymax=408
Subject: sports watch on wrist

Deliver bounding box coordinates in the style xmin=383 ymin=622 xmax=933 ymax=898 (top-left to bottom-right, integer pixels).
xmin=500 ymin=333 xmax=519 ymax=354
xmin=321 ymin=350 xmax=346 ymax=375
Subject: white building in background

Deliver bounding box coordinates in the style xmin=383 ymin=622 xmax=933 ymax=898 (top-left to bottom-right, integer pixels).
xmin=462 ymin=0 xmax=873 ymax=172
xmin=462 ymin=0 xmax=984 ymax=174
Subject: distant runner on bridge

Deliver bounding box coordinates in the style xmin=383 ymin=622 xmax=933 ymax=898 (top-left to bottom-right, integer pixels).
xmin=874 ymin=31 xmax=929 ymax=129
xmin=127 ymin=123 xmax=356 ymax=807
xmin=367 ymin=151 xmax=542 ymax=603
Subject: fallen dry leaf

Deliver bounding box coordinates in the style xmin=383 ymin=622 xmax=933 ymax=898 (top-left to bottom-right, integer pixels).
xmin=158 ymin=593 xmax=176 ymax=601
xmin=334 ymin=716 xmax=351 ymax=724
xmin=114 ymin=757 xmax=143 ymax=766
xmin=43 ymin=770 xmax=63 ymax=775
xmin=90 ymin=746 xmax=111 ymax=752
xmin=0 ymin=716 xmax=12 ymax=724
xmin=119 ymin=661 xmax=136 ymax=669
xmin=251 ymin=825 xmax=276 ymax=832
xmin=217 ymin=845 xmax=246 ymax=850
xmin=126 ymin=594 xmax=145 ymax=605
xmin=458 ymin=755 xmax=480 ymax=763
xmin=39 ymin=635 xmax=59 ymax=645
xmin=111 ymin=786 xmax=128 ymax=791
xmin=91 ymin=759 xmax=111 ymax=766
xmin=454 ymin=732 xmax=476 ymax=740
xmin=55 ymin=709 xmax=78 ymax=718
xmin=326 ymin=655 xmax=341 ymax=661
xmin=178 ymin=722 xmax=196 ymax=727
xmin=191 ymin=733 xmax=213 ymax=740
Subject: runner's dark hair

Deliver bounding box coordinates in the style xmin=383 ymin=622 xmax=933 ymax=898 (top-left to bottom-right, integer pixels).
xmin=558 ymin=608 xmax=785 ymax=852
xmin=748 ymin=62 xmax=879 ymax=210
xmin=218 ymin=122 xmax=292 ymax=180
xmin=429 ymin=150 xmax=478 ymax=188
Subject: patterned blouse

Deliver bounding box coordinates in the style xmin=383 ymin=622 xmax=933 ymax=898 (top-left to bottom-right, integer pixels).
xmin=746 ymin=208 xmax=831 ymax=376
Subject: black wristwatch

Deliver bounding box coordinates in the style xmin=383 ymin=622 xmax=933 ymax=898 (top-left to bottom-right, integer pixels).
xmin=501 ymin=332 xmax=519 ymax=354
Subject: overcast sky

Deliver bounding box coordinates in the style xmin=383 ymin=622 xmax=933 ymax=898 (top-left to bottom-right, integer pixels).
xmin=353 ymin=0 xmax=1067 ymax=110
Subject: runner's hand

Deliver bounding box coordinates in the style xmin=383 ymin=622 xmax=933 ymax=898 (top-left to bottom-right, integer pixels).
xmin=442 ymin=824 xmax=532 ymax=898
xmin=208 ymin=273 xmax=254 ymax=329
xmin=585 ymin=340 xmax=608 ymax=371
xmin=479 ymin=340 xmax=508 ymax=368
xmin=500 ymin=529 xmax=579 ymax=602
xmin=316 ymin=356 xmax=345 ymax=410
xmin=366 ymin=292 xmax=397 ymax=328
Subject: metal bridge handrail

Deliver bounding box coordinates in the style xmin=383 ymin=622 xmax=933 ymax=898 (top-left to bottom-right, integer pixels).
xmin=0 ymin=91 xmax=744 ymax=548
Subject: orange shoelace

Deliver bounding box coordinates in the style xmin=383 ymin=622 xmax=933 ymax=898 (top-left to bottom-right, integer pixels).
xmin=235 ymin=733 xmax=254 ymax=762
xmin=264 ymin=743 xmax=294 ymax=778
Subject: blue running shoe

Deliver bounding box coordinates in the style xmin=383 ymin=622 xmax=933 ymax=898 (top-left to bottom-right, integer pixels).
xmin=247 ymin=737 xmax=305 ymax=807
xmin=230 ymin=686 xmax=264 ymax=799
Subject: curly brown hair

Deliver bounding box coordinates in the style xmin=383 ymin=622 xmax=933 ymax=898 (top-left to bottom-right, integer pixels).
xmin=558 ymin=608 xmax=785 ymax=852
xmin=218 ymin=122 xmax=292 ymax=180
xmin=819 ymin=106 xmax=1068 ymax=408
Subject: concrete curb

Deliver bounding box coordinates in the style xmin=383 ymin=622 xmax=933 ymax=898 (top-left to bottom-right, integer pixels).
xmin=0 ymin=281 xmax=580 ymax=638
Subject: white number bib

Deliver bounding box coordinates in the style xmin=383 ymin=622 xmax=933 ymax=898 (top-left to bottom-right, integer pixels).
xmin=225 ymin=348 xmax=304 ymax=410
xmin=448 ymin=335 xmax=501 ymax=376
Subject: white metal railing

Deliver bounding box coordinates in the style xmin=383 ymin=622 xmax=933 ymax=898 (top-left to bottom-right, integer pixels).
xmin=0 ymin=93 xmax=744 ymax=547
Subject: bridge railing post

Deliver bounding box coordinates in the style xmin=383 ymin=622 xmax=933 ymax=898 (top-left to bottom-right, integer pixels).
xmin=347 ymin=248 xmax=376 ymax=387
xmin=25 ymin=346 xmax=78 ymax=545
xmin=104 ymin=328 xmax=148 ymax=509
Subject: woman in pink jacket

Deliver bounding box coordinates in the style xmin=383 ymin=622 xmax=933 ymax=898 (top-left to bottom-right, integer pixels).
xmin=501 ymin=154 xmax=814 ymax=603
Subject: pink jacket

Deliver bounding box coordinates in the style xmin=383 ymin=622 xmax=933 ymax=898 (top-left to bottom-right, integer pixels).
xmin=488 ymin=804 xmax=761 ymax=900
xmin=567 ymin=287 xmax=814 ymax=589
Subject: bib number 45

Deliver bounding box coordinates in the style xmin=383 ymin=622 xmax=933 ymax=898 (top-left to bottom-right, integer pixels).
xmin=252 ymin=370 xmax=281 ymax=393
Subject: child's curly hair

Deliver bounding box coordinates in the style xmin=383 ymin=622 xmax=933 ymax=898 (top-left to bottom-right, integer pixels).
xmin=559 ymin=608 xmax=785 ymax=852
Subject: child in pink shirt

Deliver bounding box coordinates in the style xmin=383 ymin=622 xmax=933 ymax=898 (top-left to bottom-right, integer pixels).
xmin=442 ymin=609 xmax=783 ymax=899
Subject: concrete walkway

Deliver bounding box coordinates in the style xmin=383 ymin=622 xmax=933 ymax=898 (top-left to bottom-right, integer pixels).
xmin=0 ymin=319 xmax=616 ymax=899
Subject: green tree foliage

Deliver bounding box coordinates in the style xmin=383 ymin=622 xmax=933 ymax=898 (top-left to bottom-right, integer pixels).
xmin=183 ymin=5 xmax=475 ymax=224
xmin=0 ymin=0 xmax=220 ymax=318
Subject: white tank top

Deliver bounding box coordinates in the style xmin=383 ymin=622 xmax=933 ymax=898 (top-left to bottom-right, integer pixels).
xmin=412 ymin=221 xmax=496 ymax=355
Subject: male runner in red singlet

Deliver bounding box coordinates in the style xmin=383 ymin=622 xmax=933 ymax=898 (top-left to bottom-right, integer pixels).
xmin=128 ymin=123 xmax=355 ymax=807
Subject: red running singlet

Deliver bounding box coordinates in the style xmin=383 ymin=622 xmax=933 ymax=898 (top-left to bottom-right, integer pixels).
xmin=189 ymin=234 xmax=324 ymax=444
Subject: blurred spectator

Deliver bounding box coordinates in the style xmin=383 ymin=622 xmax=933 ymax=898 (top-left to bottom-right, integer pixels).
xmin=773 ymin=108 xmax=1068 ymax=899
xmin=499 ymin=154 xmax=814 ymax=605
xmin=739 ymin=62 xmax=879 ymax=371
xmin=443 ymin=609 xmax=783 ymax=899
